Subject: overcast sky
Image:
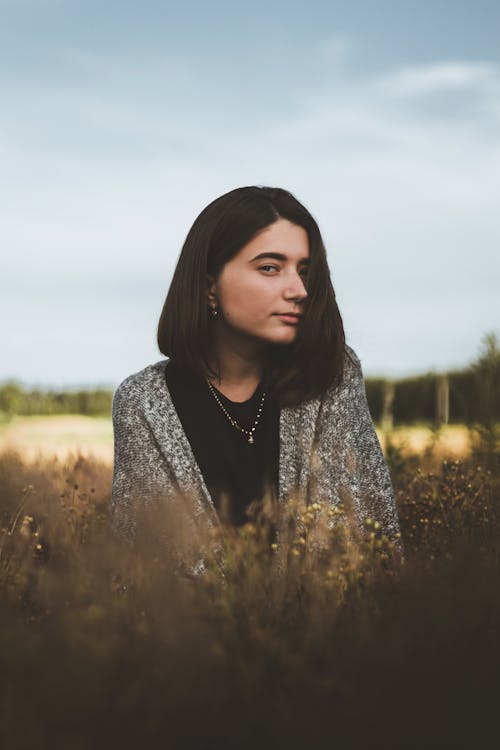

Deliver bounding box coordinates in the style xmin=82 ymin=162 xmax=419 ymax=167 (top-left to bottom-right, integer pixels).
xmin=1 ymin=0 xmax=499 ymax=388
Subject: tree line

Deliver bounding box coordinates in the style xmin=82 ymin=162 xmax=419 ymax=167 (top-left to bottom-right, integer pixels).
xmin=366 ymin=331 xmax=499 ymax=427
xmin=1 ymin=332 xmax=498 ymax=426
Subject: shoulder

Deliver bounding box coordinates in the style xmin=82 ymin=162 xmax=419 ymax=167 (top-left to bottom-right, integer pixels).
xmin=344 ymin=344 xmax=362 ymax=372
xmin=320 ymin=344 xmax=363 ymax=406
xmin=339 ymin=343 xmax=363 ymax=388
xmin=112 ymin=359 xmax=169 ymax=415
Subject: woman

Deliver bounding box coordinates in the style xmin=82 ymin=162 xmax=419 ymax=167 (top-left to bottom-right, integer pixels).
xmin=110 ymin=186 xmax=403 ymax=578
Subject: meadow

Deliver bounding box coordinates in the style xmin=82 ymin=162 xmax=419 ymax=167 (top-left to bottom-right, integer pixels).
xmin=0 ymin=413 xmax=476 ymax=464
xmin=0 ymin=421 xmax=498 ymax=749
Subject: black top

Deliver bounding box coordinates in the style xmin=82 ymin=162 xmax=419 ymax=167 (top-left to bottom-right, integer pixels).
xmin=165 ymin=359 xmax=280 ymax=530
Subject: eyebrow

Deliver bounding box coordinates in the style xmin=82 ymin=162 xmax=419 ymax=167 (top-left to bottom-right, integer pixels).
xmin=249 ymin=252 xmax=310 ymax=265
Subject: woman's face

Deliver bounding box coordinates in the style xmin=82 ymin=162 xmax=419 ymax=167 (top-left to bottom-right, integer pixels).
xmin=207 ymin=218 xmax=309 ymax=346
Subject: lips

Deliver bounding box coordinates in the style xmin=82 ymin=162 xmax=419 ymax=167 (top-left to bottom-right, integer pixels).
xmin=276 ymin=313 xmax=302 ymax=323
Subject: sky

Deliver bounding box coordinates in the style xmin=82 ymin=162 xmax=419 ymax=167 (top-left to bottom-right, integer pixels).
xmin=1 ymin=0 xmax=499 ymax=388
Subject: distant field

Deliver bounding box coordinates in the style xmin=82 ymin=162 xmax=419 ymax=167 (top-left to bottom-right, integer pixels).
xmin=0 ymin=415 xmax=114 ymax=463
xmin=380 ymin=423 xmax=473 ymax=459
xmin=0 ymin=414 xmax=475 ymax=464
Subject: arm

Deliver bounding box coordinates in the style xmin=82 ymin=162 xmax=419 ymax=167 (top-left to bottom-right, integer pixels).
xmin=110 ymin=378 xmax=211 ymax=572
xmin=315 ymin=346 xmax=404 ymax=557
xmin=110 ymin=380 xmax=151 ymax=546
xmin=110 ymin=378 xmax=174 ymax=547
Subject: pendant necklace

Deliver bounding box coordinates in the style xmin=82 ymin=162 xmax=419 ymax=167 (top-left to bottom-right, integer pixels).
xmin=206 ymin=379 xmax=266 ymax=445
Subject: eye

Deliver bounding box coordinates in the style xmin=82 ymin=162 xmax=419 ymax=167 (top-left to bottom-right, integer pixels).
xmin=258 ymin=264 xmax=309 ymax=279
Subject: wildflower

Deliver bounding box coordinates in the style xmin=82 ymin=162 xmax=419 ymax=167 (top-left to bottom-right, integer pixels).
xmin=85 ymin=604 xmax=106 ymax=622
xmin=210 ymin=641 xmax=225 ymax=659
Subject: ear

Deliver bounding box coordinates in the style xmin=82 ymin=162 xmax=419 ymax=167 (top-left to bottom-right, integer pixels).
xmin=206 ymin=274 xmax=217 ymax=306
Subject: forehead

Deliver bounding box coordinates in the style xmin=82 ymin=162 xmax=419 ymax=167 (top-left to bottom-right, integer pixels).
xmin=237 ymin=219 xmax=310 ymax=262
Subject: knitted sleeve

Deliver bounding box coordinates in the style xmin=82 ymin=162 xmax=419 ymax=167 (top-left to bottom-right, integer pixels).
xmin=314 ymin=346 xmax=404 ymax=557
xmin=110 ymin=377 xmax=171 ymax=548
xmin=110 ymin=379 xmax=149 ymax=546
xmin=109 ymin=375 xmax=206 ymax=568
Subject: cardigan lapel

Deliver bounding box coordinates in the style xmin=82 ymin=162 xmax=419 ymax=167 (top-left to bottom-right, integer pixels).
xmin=143 ymin=360 xmax=322 ymax=527
xmin=279 ymin=397 xmax=321 ymax=506
xmin=142 ymin=361 xmax=222 ymax=529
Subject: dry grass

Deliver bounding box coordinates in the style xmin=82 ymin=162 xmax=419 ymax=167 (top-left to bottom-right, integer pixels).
xmin=0 ymin=437 xmax=499 ymax=749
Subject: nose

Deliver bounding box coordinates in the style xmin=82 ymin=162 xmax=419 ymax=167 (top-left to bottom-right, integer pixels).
xmin=284 ymin=270 xmax=308 ymax=301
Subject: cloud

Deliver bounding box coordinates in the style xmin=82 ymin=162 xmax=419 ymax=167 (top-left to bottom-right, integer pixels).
xmin=374 ymin=61 xmax=499 ymax=96
xmin=2 ymin=51 xmax=499 ymax=380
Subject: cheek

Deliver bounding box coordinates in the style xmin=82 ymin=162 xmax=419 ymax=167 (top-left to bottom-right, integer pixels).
xmin=219 ymin=274 xmax=272 ymax=315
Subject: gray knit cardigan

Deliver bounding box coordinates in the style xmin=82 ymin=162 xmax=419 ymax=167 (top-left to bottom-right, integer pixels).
xmin=110 ymin=345 xmax=404 ymax=577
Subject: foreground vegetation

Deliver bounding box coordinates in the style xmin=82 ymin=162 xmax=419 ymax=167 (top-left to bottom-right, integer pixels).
xmin=0 ymin=438 xmax=499 ymax=749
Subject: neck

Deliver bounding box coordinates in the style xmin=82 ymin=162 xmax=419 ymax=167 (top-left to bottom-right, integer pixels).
xmin=206 ymin=328 xmax=268 ymax=386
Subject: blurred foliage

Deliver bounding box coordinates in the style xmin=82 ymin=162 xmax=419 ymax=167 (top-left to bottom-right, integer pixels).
xmin=363 ymin=376 xmax=386 ymax=420
xmin=369 ymin=330 xmax=500 ymax=427
xmin=0 ymin=381 xmax=112 ymax=419
xmin=0 ymin=435 xmax=499 ymax=748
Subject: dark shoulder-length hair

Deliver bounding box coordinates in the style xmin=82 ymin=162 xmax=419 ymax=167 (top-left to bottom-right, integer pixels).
xmin=157 ymin=185 xmax=353 ymax=408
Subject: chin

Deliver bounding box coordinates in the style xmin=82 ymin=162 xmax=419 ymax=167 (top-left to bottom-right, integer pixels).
xmin=238 ymin=324 xmax=298 ymax=346
xmin=265 ymin=331 xmax=298 ymax=345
